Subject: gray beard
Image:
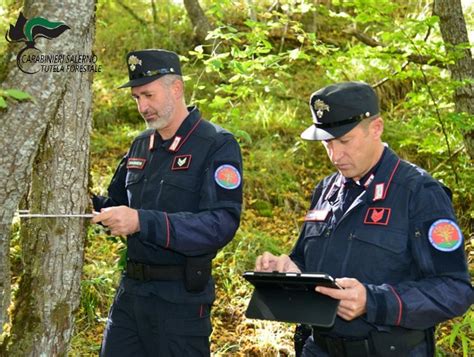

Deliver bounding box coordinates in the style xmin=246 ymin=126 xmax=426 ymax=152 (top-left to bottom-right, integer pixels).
xmin=147 ymin=119 xmax=168 ymax=130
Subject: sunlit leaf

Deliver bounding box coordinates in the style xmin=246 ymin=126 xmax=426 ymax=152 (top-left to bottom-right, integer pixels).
xmin=4 ymin=89 xmax=32 ymax=100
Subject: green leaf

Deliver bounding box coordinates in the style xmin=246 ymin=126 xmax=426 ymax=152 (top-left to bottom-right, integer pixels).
xmin=235 ymin=129 xmax=252 ymax=144
xmin=461 ymin=334 xmax=468 ymax=356
xmin=4 ymin=89 xmax=32 ymax=101
xmin=228 ymin=74 xmax=241 ymax=83
xmin=289 ymin=48 xmax=301 ymax=61
xmin=0 ymin=97 xmax=7 ymax=108
xmin=209 ymin=95 xmax=229 ymax=110
xmin=449 ymin=322 xmax=461 ymax=346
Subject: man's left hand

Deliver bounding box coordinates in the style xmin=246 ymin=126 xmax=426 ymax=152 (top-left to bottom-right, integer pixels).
xmin=92 ymin=206 xmax=140 ymax=236
xmin=315 ymin=278 xmax=367 ymax=321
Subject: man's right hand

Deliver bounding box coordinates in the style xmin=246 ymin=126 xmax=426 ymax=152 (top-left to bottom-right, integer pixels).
xmin=255 ymin=252 xmax=301 ymax=273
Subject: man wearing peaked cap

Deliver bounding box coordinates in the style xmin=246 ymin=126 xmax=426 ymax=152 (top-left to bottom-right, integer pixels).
xmin=256 ymin=82 xmax=473 ymax=356
xmin=301 ymin=81 xmax=379 ymax=141
xmin=93 ymin=49 xmax=243 ymax=356
xmin=119 ymin=49 xmax=182 ymax=88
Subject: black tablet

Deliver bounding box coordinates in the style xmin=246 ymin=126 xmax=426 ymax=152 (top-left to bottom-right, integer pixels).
xmin=243 ymin=271 xmax=341 ymax=327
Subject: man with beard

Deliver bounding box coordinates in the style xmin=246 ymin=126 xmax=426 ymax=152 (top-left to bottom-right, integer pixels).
xmin=93 ymin=49 xmax=243 ymax=356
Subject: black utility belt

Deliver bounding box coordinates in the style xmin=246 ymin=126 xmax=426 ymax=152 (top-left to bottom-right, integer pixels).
xmin=312 ymin=328 xmax=426 ymax=357
xmin=126 ymin=261 xmax=184 ymax=281
xmin=126 ymin=255 xmax=213 ymax=293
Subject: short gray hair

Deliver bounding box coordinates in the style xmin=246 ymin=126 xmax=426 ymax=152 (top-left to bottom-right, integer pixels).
xmin=159 ymin=74 xmax=183 ymax=87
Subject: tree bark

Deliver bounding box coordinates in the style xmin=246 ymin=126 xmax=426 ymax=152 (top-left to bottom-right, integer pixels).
xmin=433 ymin=0 xmax=474 ymax=159
xmin=183 ymin=0 xmax=213 ymax=50
xmin=0 ymin=0 xmax=95 ymax=355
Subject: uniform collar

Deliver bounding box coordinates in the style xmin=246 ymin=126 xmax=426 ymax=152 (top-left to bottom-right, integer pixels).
xmin=325 ymin=146 xmax=395 ymax=203
xmin=364 ymin=146 xmax=401 ymax=202
xmin=152 ymin=106 xmax=202 ymax=152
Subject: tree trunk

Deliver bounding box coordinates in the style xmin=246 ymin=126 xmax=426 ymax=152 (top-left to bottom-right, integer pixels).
xmin=433 ymin=0 xmax=474 ymax=159
xmin=183 ymin=0 xmax=213 ymax=50
xmin=0 ymin=0 xmax=95 ymax=355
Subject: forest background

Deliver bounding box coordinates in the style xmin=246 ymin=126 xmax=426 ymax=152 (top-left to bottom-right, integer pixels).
xmin=0 ymin=0 xmax=472 ymax=356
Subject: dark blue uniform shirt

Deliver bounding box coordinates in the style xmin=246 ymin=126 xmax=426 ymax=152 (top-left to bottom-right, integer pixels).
xmin=290 ymin=147 xmax=473 ymax=337
xmin=94 ymin=107 xmax=243 ymax=304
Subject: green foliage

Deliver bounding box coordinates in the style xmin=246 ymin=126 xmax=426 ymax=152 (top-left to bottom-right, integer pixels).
xmin=436 ymin=310 xmax=474 ymax=357
xmin=2 ymin=0 xmax=471 ymax=355
xmin=86 ymin=0 xmax=472 ymax=355
xmin=0 ymin=89 xmax=32 ymax=108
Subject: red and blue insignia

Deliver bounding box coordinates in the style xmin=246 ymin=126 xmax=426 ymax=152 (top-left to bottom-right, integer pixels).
xmin=364 ymin=207 xmax=391 ymax=225
xmin=214 ymin=164 xmax=241 ymax=190
xmin=428 ymin=219 xmax=462 ymax=252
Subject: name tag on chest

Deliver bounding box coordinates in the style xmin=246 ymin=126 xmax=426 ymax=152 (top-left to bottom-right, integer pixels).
xmin=305 ymin=209 xmax=329 ymax=222
xmin=127 ymin=158 xmax=146 ymax=170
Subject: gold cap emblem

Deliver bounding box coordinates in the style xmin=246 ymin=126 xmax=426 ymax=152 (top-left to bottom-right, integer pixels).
xmin=128 ymin=55 xmax=142 ymax=71
xmin=313 ymin=99 xmax=330 ymax=119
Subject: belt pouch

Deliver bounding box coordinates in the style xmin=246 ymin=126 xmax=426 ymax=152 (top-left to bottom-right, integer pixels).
xmin=370 ymin=330 xmax=409 ymax=357
xmin=184 ymin=253 xmax=214 ymax=292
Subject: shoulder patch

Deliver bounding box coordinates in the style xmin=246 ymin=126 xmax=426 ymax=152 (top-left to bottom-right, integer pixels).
xmin=214 ymin=164 xmax=241 ymax=190
xmin=428 ymin=219 xmax=462 ymax=252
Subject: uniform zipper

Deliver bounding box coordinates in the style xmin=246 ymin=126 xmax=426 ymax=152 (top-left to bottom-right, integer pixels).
xmin=316 ymin=228 xmax=332 ymax=271
xmin=156 ymin=179 xmax=164 ymax=206
xmin=340 ymin=232 xmax=355 ymax=276
xmin=139 ymin=149 xmax=153 ymax=205
xmin=414 ymin=228 xmax=432 ymax=275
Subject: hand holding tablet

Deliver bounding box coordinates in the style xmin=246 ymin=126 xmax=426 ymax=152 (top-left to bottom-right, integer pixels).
xmin=243 ymin=271 xmax=342 ymax=327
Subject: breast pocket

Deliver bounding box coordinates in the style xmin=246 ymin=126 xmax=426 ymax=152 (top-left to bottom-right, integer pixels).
xmin=303 ymin=221 xmax=331 ymax=272
xmin=304 ymin=221 xmax=328 ymax=239
xmin=158 ymin=174 xmax=201 ymax=213
xmin=125 ymin=170 xmax=145 ymax=207
xmin=348 ymin=227 xmax=410 ymax=284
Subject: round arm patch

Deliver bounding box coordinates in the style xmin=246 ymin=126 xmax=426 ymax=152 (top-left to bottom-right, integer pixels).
xmin=428 ymin=219 xmax=462 ymax=252
xmin=214 ymin=164 xmax=241 ymax=190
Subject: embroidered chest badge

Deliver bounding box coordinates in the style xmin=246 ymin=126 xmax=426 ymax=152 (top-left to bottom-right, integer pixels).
xmin=364 ymin=207 xmax=391 ymax=225
xmin=428 ymin=219 xmax=462 ymax=252
xmin=304 ymin=209 xmax=329 ymax=222
xmin=171 ymin=154 xmax=192 ymax=170
xmin=126 ymin=157 xmax=146 ymax=170
xmin=214 ymin=164 xmax=241 ymax=190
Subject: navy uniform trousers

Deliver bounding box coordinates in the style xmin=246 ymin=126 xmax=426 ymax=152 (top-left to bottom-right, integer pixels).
xmin=101 ymin=287 xmax=212 ymax=356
